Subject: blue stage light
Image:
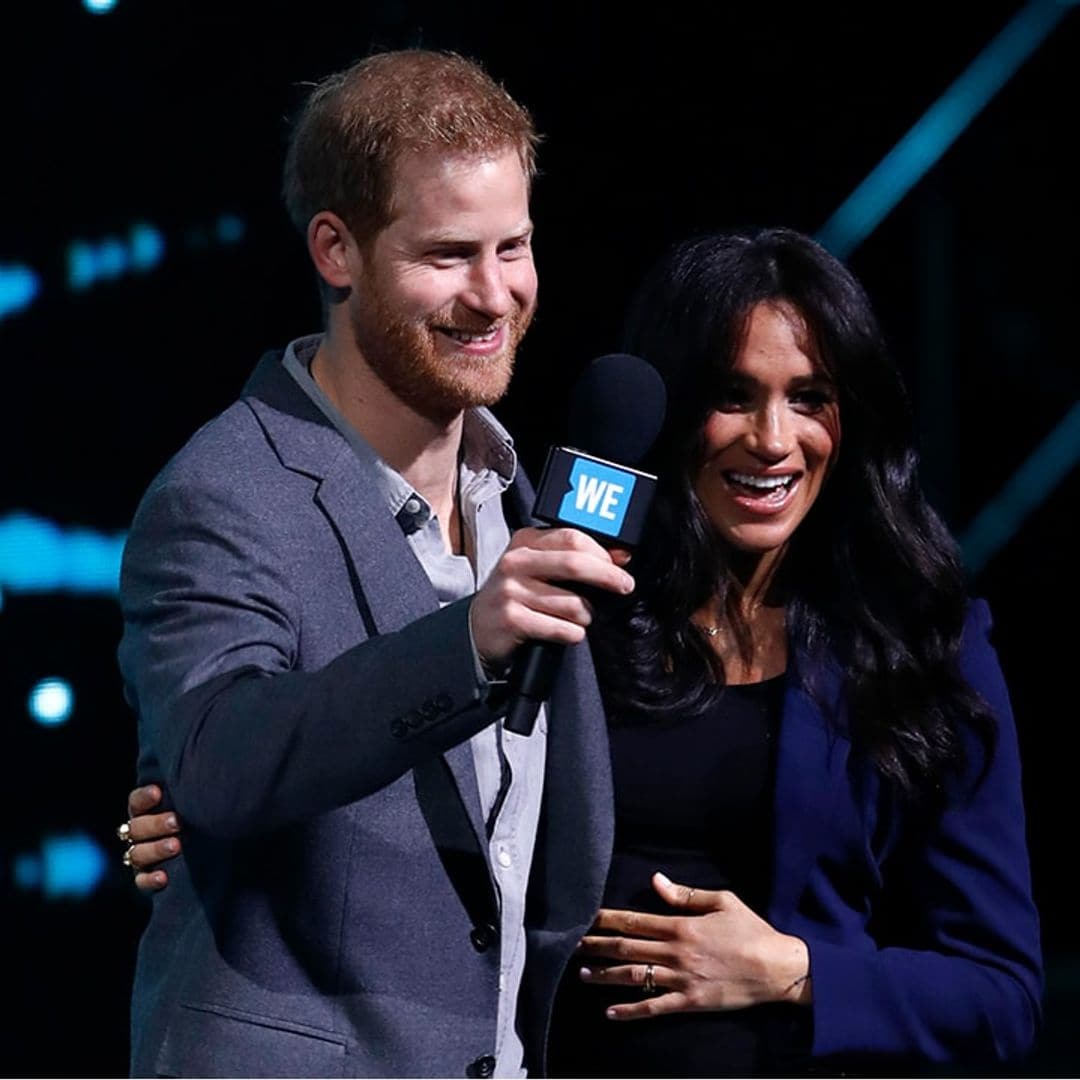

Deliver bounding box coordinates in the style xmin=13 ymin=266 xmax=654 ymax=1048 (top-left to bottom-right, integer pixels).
xmin=962 ymin=400 xmax=1080 ymax=573
xmin=129 ymin=223 xmax=165 ymax=271
xmin=817 ymin=0 xmax=1075 ymax=259
xmin=0 ymin=263 xmax=41 ymax=321
xmin=83 ymin=0 xmax=119 ymax=12
xmin=28 ymin=678 xmax=75 ymax=727
xmin=67 ymin=241 xmax=98 ymax=291
xmin=0 ymin=512 xmax=125 ymax=596
xmin=41 ymin=833 xmax=107 ymax=899
xmin=13 ymin=853 xmax=42 ymax=890
xmin=96 ymin=236 xmax=129 ymax=280
xmin=12 ymin=835 xmax=108 ymax=899
xmin=216 ymin=214 xmax=246 ymax=244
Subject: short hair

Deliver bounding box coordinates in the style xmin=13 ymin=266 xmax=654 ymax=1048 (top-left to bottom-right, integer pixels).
xmin=282 ymin=49 xmax=538 ymax=243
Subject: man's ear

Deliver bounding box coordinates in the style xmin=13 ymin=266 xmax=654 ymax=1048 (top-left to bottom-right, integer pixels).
xmin=307 ymin=211 xmax=358 ymax=293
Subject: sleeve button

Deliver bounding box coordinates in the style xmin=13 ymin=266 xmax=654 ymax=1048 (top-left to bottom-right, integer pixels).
xmin=469 ymin=923 xmax=498 ymax=952
xmin=466 ymin=1055 xmax=496 ymax=1078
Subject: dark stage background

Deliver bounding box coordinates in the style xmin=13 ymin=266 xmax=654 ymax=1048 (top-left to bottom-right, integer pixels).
xmin=2 ymin=1 xmax=1077 ymax=1075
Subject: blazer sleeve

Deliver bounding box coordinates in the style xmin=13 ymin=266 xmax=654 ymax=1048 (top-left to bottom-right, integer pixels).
xmin=807 ymin=600 xmax=1042 ymax=1064
xmin=118 ymin=470 xmax=503 ymax=839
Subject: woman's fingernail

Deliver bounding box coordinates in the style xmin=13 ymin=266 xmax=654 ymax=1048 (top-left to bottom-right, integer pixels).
xmin=166 ymin=815 xmax=178 ymax=830
xmin=579 ymin=966 xmax=593 ymax=979
xmin=655 ymin=871 xmax=672 ymax=887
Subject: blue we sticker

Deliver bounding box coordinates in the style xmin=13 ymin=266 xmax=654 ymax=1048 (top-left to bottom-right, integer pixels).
xmin=558 ymin=458 xmax=637 ymax=538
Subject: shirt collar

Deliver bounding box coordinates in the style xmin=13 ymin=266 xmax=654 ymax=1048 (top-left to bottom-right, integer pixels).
xmin=281 ymin=334 xmax=517 ymax=529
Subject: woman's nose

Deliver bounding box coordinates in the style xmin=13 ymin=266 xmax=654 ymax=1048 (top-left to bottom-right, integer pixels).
xmin=746 ymin=403 xmax=794 ymax=461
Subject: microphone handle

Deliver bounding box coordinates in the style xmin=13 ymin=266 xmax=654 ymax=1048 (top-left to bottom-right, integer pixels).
xmin=504 ymin=640 xmax=567 ymax=736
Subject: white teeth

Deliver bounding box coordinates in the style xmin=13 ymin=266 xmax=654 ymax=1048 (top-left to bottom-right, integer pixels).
xmin=444 ymin=328 xmax=498 ymax=343
xmin=727 ymin=472 xmax=793 ymax=490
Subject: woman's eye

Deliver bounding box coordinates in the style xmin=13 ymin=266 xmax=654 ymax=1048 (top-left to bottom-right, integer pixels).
xmin=791 ymin=388 xmax=834 ymax=413
xmin=714 ymin=385 xmax=750 ymax=410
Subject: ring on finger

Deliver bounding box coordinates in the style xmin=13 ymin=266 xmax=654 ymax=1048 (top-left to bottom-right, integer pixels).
xmin=122 ymin=844 xmax=135 ymax=870
xmin=643 ymin=963 xmax=656 ymax=995
xmin=116 ymin=821 xmax=131 ymax=843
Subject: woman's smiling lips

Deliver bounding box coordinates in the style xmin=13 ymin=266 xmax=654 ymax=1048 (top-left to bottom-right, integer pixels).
xmin=721 ymin=470 xmax=802 ymax=515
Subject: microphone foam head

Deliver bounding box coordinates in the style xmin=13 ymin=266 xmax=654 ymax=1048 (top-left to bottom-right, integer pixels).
xmin=565 ymin=353 xmax=667 ymax=466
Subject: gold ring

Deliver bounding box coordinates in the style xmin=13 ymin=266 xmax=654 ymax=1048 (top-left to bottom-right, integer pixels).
xmin=643 ymin=963 xmax=656 ymax=994
xmin=122 ymin=845 xmax=135 ymax=870
xmin=116 ymin=821 xmax=131 ymax=843
xmin=686 ymin=887 xmax=696 ymax=904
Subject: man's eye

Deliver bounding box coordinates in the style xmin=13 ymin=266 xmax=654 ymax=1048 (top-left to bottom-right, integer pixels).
xmin=498 ymin=238 xmax=531 ymax=259
xmin=429 ymin=249 xmax=470 ymax=264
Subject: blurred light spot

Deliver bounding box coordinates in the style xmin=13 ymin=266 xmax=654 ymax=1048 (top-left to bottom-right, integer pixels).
xmin=29 ymin=678 xmax=75 ymax=727
xmin=129 ymin=223 xmax=165 ymax=271
xmin=817 ymin=0 xmax=1074 ymax=258
xmin=42 ymin=833 xmax=107 ymax=899
xmin=13 ymin=853 xmax=42 ymax=890
xmin=67 ymin=241 xmax=97 ymax=290
xmin=0 ymin=512 xmax=125 ymax=595
xmin=83 ymin=0 xmax=119 ymax=12
xmin=0 ymin=263 xmax=41 ymax=321
xmin=216 ymin=214 xmax=246 ymax=244
xmin=96 ymin=236 xmax=128 ymax=279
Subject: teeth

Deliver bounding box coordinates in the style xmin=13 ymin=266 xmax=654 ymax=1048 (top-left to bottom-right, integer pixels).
xmin=444 ymin=327 xmax=498 ymax=343
xmin=728 ymin=472 xmax=793 ymax=490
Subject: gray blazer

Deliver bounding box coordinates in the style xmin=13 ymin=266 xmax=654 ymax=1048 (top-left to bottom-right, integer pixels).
xmin=119 ymin=352 xmax=613 ymax=1078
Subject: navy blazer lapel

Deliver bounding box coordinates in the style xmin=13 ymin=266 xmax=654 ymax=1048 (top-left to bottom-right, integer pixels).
xmin=242 ymin=350 xmax=488 ymax=844
xmin=768 ymin=653 xmax=852 ymax=923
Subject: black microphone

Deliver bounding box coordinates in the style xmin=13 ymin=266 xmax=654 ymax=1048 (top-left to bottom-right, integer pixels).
xmin=504 ymin=353 xmax=667 ymax=736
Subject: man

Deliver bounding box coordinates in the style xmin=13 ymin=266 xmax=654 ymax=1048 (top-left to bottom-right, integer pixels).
xmin=119 ymin=50 xmax=627 ymax=1077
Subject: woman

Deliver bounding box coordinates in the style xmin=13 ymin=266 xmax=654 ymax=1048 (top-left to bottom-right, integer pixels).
xmin=546 ymin=227 xmax=1041 ymax=1076
xmin=123 ymin=228 xmax=1041 ymax=1075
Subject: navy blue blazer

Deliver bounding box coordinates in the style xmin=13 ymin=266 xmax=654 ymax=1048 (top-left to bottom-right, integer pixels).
xmin=761 ymin=599 xmax=1041 ymax=1066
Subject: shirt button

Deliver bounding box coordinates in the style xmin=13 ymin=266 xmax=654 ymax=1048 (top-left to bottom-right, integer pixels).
xmin=497 ymin=849 xmax=512 ymax=869
xmin=404 ymin=497 xmax=421 ymax=514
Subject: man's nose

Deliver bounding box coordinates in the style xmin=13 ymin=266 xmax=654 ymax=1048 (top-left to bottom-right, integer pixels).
xmin=463 ymin=254 xmax=513 ymax=319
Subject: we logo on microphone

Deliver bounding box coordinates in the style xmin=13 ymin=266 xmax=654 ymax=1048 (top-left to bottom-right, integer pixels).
xmin=558 ymin=459 xmax=636 ymax=536
xmin=533 ymin=447 xmax=657 ymax=546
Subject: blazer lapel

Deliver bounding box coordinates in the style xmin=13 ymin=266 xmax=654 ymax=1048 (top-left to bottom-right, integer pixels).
xmin=768 ymin=654 xmax=851 ymax=924
xmin=243 ymin=351 xmax=488 ymax=845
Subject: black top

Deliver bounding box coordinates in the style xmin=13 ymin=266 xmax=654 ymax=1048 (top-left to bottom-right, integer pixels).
xmin=547 ymin=675 xmax=811 ymax=1078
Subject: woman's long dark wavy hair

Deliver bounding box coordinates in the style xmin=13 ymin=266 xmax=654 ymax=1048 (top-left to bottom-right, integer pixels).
xmin=591 ymin=227 xmax=994 ymax=796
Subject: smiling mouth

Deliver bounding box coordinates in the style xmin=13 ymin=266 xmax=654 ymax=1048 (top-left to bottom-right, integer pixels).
xmin=437 ymin=326 xmax=502 ymax=346
xmin=723 ymin=471 xmax=800 ymax=508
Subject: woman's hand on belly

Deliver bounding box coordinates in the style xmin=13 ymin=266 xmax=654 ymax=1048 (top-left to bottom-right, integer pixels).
xmin=576 ymin=871 xmax=812 ymax=1020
